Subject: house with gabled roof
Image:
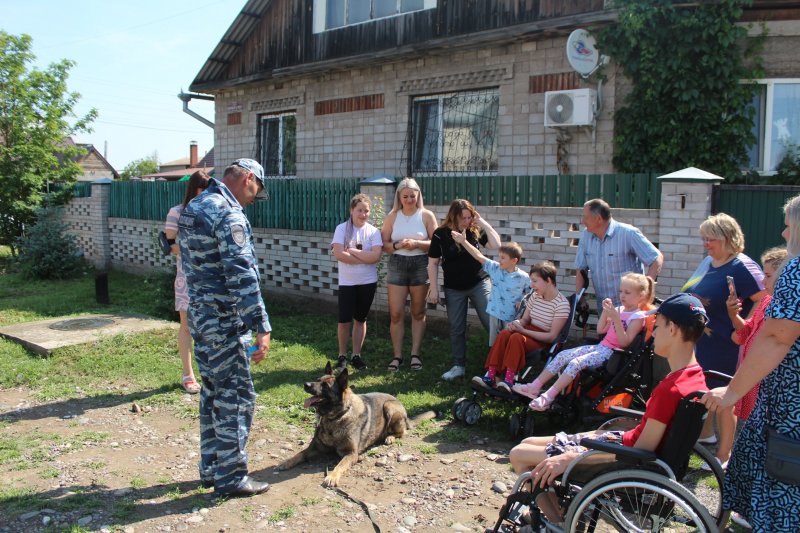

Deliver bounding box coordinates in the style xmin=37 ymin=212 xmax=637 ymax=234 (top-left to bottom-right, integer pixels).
xmin=59 ymin=137 xmax=119 ymax=181
xmin=190 ymin=0 xmax=800 ymax=180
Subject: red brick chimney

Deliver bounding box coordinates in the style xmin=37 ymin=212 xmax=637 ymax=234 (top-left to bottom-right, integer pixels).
xmin=189 ymin=141 xmax=198 ymax=167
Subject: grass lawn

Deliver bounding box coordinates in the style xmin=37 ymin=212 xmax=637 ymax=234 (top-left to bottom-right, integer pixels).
xmin=0 ymin=247 xmax=515 ymax=437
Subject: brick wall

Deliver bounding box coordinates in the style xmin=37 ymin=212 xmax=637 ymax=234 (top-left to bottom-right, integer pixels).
xmin=211 ymin=36 xmax=616 ymax=180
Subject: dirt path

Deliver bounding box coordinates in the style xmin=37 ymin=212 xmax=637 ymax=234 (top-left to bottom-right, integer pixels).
xmin=0 ymin=388 xmax=517 ymax=533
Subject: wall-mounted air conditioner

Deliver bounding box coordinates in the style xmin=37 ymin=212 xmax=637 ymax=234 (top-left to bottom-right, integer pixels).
xmin=544 ymin=88 xmax=596 ymax=127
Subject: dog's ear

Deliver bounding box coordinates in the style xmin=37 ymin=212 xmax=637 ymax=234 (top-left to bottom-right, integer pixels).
xmin=324 ymin=361 xmax=333 ymax=375
xmin=336 ymin=367 xmax=349 ymax=389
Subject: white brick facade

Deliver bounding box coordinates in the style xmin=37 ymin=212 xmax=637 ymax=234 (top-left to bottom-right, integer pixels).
xmin=211 ymin=37 xmax=615 ymax=180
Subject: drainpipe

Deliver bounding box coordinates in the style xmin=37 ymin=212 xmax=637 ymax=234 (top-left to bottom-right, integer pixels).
xmin=178 ymin=91 xmax=215 ymax=128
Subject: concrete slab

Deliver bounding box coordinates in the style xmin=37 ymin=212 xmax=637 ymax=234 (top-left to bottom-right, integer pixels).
xmin=0 ymin=313 xmax=178 ymax=356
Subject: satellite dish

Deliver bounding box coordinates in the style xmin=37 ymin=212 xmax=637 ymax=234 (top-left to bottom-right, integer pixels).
xmin=566 ymin=29 xmax=600 ymax=77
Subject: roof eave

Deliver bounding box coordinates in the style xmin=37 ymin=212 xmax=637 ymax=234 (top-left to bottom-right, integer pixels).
xmin=190 ymin=10 xmax=618 ymax=92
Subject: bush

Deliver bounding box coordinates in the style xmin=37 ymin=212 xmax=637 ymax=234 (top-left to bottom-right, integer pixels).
xmin=15 ymin=206 xmax=88 ymax=279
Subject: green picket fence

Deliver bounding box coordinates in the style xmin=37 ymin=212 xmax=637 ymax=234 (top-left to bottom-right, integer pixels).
xmin=106 ymin=174 xmax=658 ymax=231
xmin=110 ymin=181 xmax=186 ymax=220
xmin=48 ymin=181 xmax=93 ymax=198
xmin=246 ymin=178 xmax=361 ymax=231
xmin=109 ymin=178 xmax=361 ymax=232
xmin=415 ymin=173 xmax=660 ymax=208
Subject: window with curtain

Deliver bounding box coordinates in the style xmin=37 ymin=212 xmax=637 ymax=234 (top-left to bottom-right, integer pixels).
xmin=259 ymin=113 xmax=296 ymax=178
xmin=745 ymin=80 xmax=800 ymax=173
xmin=409 ymin=88 xmax=499 ymax=175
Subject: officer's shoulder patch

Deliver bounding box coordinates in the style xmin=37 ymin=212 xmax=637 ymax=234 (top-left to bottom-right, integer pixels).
xmin=178 ymin=212 xmax=195 ymax=229
xmin=231 ymin=224 xmax=246 ymax=246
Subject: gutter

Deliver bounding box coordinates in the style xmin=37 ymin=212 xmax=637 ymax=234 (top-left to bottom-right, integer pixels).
xmin=178 ymin=92 xmax=215 ymax=128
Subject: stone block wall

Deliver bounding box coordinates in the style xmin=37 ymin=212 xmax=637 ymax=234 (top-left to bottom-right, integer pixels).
xmin=211 ymin=36 xmax=616 ymax=180
xmin=60 ymin=178 xmax=720 ymax=336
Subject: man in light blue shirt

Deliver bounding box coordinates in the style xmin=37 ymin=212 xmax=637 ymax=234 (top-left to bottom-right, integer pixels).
xmin=575 ymin=199 xmax=663 ymax=309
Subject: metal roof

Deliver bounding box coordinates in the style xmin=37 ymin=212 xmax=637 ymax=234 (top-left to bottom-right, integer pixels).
xmin=190 ymin=0 xmax=272 ymax=92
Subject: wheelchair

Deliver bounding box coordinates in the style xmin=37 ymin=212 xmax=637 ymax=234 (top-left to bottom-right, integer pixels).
xmin=451 ymin=288 xmax=585 ymax=431
xmin=488 ymin=391 xmax=729 ymax=532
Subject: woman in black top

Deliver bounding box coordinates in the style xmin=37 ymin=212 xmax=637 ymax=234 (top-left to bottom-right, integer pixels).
xmin=428 ymin=199 xmax=500 ymax=380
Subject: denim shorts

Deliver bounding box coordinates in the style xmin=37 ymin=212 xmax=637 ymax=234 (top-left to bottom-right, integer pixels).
xmin=387 ymin=254 xmax=429 ymax=286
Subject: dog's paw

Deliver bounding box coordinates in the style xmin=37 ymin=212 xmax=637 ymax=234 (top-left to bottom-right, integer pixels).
xmin=275 ymin=461 xmax=291 ymax=471
xmin=384 ymin=436 xmax=396 ymax=445
xmin=323 ymin=473 xmax=341 ymax=487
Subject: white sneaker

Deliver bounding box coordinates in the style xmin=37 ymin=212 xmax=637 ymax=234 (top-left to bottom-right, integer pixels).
xmin=441 ymin=365 xmax=465 ymax=381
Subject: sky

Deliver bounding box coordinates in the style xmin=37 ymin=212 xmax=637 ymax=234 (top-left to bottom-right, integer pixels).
xmin=2 ymin=0 xmax=244 ymax=171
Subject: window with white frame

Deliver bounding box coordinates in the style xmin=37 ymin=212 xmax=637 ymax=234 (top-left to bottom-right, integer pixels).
xmin=409 ymin=88 xmax=499 ymax=174
xmin=746 ymin=79 xmax=800 ymax=173
xmin=259 ymin=112 xmax=296 ymax=178
xmin=313 ymin=0 xmax=435 ymax=32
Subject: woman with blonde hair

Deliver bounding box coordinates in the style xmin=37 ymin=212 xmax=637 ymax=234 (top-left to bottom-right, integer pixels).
xmin=683 ymin=212 xmax=765 ymax=466
xmin=381 ymin=178 xmax=437 ymax=371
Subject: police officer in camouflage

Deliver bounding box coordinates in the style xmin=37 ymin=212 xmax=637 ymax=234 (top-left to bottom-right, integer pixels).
xmin=178 ymin=158 xmax=272 ymax=496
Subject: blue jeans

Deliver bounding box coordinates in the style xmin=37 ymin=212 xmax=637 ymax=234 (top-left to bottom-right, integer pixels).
xmin=444 ymin=278 xmax=491 ymax=366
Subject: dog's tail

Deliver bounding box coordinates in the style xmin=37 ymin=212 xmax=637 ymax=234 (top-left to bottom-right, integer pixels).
xmin=407 ymin=410 xmax=439 ymax=429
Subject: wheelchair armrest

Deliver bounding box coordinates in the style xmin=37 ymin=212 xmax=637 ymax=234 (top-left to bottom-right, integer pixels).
xmin=704 ymin=370 xmax=732 ymax=384
xmin=609 ymin=406 xmax=644 ymax=419
xmin=579 ymin=438 xmax=657 ymax=463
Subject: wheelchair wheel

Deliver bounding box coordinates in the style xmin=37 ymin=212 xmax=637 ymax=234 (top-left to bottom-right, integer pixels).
xmin=452 ymin=397 xmax=468 ymax=421
xmin=522 ymin=413 xmax=535 ymax=437
xmin=564 ymin=469 xmax=716 ymax=532
xmin=462 ymin=401 xmax=482 ymax=425
xmin=509 ymin=413 xmax=521 ymax=438
xmin=682 ymin=443 xmax=730 ymax=529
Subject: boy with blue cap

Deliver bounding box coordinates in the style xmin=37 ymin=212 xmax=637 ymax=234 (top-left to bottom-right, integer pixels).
xmin=508 ymin=293 xmax=709 ymax=521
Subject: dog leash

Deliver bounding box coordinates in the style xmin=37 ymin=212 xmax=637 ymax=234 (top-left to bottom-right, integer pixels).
xmin=327 ymin=467 xmax=382 ymax=533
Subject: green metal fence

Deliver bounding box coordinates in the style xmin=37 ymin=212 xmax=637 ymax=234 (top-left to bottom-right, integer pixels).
xmin=106 ymin=174 xmax=659 ymax=231
xmin=416 ymin=173 xmax=660 ymax=208
xmin=108 ymin=178 xmax=362 ymax=232
xmin=246 ymin=178 xmax=361 ymax=231
xmin=714 ymin=184 xmax=800 ymax=261
xmin=48 ymin=181 xmax=92 ymax=198
xmin=110 ymin=181 xmax=186 ymax=220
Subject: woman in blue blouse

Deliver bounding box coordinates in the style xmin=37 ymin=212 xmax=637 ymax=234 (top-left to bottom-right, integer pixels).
xmin=683 ymin=213 xmax=765 ymax=466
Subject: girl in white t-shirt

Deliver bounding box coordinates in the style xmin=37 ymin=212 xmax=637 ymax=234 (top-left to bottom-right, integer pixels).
xmin=331 ymin=193 xmax=383 ymax=371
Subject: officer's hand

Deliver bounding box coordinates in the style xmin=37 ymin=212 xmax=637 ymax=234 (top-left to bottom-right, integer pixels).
xmin=252 ymin=332 xmax=271 ymax=363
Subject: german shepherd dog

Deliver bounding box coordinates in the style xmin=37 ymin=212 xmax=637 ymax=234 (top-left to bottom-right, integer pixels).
xmin=277 ymin=362 xmax=436 ymax=487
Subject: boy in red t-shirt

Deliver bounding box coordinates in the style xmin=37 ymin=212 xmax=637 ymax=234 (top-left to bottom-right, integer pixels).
xmin=508 ymin=293 xmax=709 ymax=521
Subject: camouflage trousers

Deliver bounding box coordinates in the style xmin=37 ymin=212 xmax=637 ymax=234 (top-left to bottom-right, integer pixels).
xmin=191 ymin=315 xmax=255 ymax=492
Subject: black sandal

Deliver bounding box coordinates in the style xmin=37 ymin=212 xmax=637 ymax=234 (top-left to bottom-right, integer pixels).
xmin=387 ymin=357 xmax=403 ymax=372
xmin=410 ymin=355 xmax=423 ymax=371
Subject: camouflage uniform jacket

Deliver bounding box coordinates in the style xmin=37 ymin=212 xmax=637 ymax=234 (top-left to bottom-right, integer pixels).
xmin=177 ymin=178 xmax=271 ymax=334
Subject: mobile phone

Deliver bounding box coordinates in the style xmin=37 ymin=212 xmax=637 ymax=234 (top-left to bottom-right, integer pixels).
xmin=726 ymin=275 xmax=736 ymax=294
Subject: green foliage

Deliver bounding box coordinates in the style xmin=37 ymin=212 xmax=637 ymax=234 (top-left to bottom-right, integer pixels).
xmin=0 ymin=32 xmax=97 ymax=254
xmin=773 ymin=144 xmax=800 ymax=184
xmin=120 ymin=153 xmax=159 ymax=180
xmin=598 ymin=0 xmax=764 ymax=177
xmin=15 ymin=206 xmax=88 ymax=279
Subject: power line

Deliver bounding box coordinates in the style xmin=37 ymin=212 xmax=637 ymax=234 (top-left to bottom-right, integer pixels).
xmin=95 ymin=119 xmax=213 ymax=133
xmin=39 ymin=0 xmax=231 ymax=50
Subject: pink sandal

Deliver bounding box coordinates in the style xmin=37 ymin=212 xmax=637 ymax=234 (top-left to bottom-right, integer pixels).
xmin=182 ymin=375 xmax=201 ymax=394
xmin=512 ymin=382 xmax=541 ymax=399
